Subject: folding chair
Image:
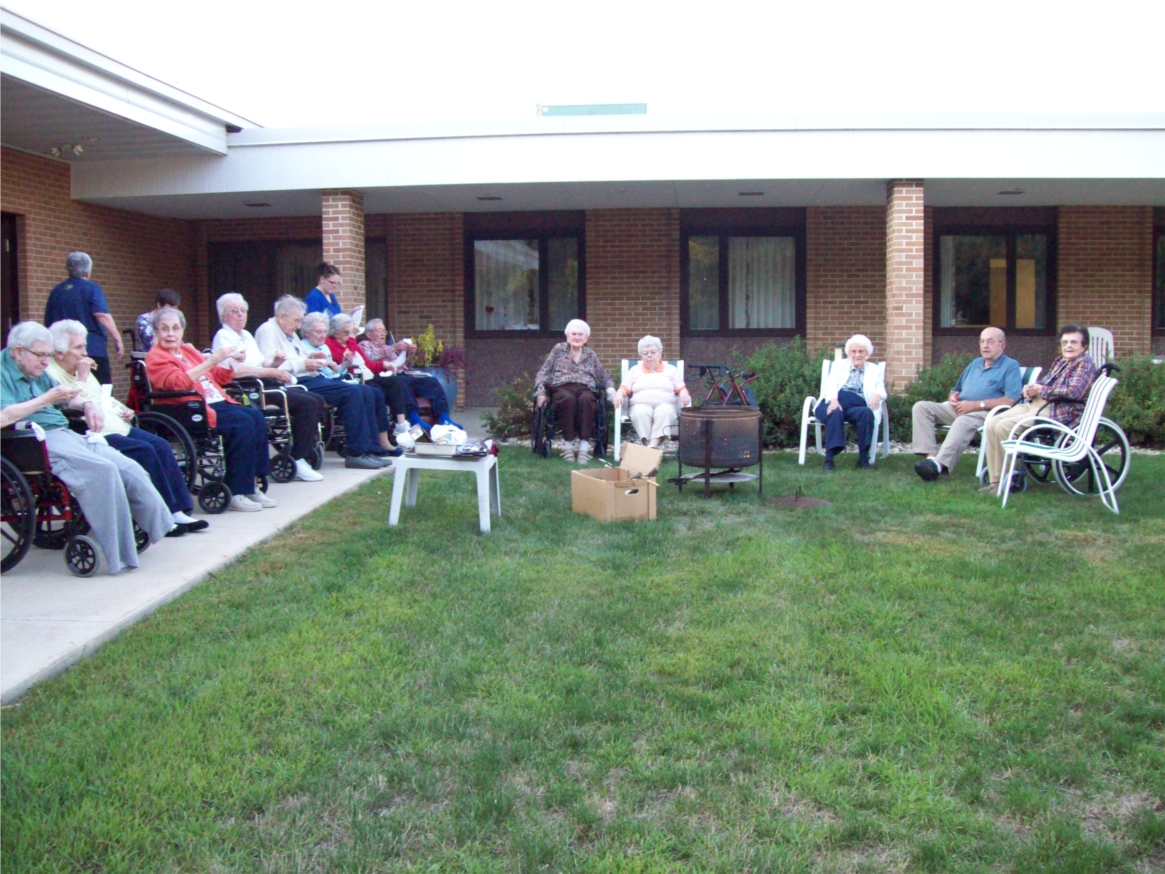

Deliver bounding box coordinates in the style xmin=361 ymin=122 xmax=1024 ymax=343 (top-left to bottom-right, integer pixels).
xmin=998 ymin=372 xmax=1121 ymax=514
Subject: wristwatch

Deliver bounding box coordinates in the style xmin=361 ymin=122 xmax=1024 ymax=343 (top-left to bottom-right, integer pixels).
xmin=980 ymin=401 xmax=985 ymax=410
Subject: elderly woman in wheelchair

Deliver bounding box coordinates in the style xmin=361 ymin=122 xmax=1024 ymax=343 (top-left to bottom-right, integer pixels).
xmin=46 ymin=320 xmax=208 ymax=535
xmin=2 ymin=321 xmax=173 ymax=573
xmin=146 ymin=307 xmax=276 ymax=513
xmin=615 ymin=334 xmax=690 ymax=450
xmin=815 ymin=334 xmax=887 ymax=471
xmin=534 ymin=319 xmax=616 ymax=464
xmin=981 ymin=324 xmax=1097 ymax=494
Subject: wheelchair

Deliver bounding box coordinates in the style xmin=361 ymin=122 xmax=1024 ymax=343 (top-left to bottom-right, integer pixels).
xmin=980 ymin=363 xmax=1131 ymax=497
xmin=227 ymin=376 xmax=322 ymax=480
xmin=531 ymin=392 xmax=608 ymax=460
xmin=1 ymin=428 xmax=149 ymax=576
xmin=126 ymin=357 xmax=262 ymax=514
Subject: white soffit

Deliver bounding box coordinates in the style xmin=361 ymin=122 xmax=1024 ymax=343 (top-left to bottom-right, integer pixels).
xmin=0 ymin=8 xmax=256 ymax=160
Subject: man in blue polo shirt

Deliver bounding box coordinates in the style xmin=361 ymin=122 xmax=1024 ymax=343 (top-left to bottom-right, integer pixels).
xmin=44 ymin=252 xmax=124 ymax=385
xmin=911 ymin=326 xmax=1022 ymax=481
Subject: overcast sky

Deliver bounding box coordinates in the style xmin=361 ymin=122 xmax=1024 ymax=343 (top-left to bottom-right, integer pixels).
xmin=8 ymin=0 xmax=1163 ymax=128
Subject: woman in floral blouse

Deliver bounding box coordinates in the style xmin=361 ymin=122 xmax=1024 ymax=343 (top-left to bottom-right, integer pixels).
xmin=534 ymin=319 xmax=616 ymax=464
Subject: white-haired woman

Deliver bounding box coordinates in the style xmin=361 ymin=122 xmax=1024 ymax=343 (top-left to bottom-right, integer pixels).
xmin=211 ymin=292 xmax=327 ymax=482
xmin=534 ymin=319 xmax=615 ymax=464
xmin=615 ymin=335 xmax=691 ymax=449
xmin=816 ymin=333 xmax=887 ymax=470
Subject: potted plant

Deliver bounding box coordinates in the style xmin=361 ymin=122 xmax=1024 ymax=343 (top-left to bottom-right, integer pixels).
xmin=413 ymin=324 xmax=462 ymax=412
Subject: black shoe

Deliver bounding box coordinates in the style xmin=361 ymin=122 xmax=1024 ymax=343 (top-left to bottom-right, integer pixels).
xmin=857 ymin=459 xmax=873 ymax=470
xmin=822 ymin=458 xmax=835 ymax=471
xmin=183 ymin=519 xmax=209 ymax=533
xmin=914 ymin=458 xmax=941 ymax=481
xmin=372 ymin=447 xmax=404 ymax=457
xmin=165 ymin=525 xmax=186 ymax=538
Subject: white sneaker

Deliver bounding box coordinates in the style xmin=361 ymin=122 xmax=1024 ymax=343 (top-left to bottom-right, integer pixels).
xmin=294 ymin=458 xmax=323 ymax=482
xmin=577 ymin=439 xmax=592 ymax=464
xmin=251 ymin=492 xmax=277 ymax=509
xmin=228 ymin=495 xmax=262 ymax=512
xmin=393 ymin=421 xmax=410 ymax=436
xmin=561 ymin=441 xmax=576 ymax=462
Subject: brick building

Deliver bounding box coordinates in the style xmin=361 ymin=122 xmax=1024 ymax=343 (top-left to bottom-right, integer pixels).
xmin=3 ymin=10 xmax=1163 ymax=404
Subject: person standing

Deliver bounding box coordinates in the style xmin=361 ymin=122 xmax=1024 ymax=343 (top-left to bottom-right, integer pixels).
xmin=43 ymin=252 xmax=124 ymax=384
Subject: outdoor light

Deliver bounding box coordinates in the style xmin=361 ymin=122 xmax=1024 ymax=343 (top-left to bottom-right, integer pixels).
xmin=48 ymin=143 xmax=84 ymax=158
xmin=997 ymin=189 xmax=1025 ymax=196
xmin=738 ymin=191 xmax=764 ymax=197
xmin=243 ymin=201 xmax=271 ymax=208
xmin=476 ymin=195 xmax=502 ymax=202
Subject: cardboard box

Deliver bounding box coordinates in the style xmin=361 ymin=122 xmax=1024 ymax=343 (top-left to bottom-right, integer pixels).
xmin=570 ymin=444 xmax=663 ymax=522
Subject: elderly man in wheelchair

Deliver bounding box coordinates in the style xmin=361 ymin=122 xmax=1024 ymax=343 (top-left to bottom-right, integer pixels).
xmin=2 ymin=321 xmax=173 ymax=574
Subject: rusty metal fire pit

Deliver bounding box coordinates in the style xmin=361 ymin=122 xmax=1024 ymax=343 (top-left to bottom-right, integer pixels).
xmin=675 ymin=405 xmax=763 ymax=498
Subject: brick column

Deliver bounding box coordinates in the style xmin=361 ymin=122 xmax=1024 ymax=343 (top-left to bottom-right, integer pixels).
xmin=885 ymin=180 xmax=926 ymax=390
xmin=322 ymin=189 xmax=365 ymax=312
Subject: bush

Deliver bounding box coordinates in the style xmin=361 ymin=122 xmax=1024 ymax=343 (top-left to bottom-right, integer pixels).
xmin=482 ymin=373 xmax=536 ymax=440
xmin=739 ymin=338 xmax=834 ymax=448
xmin=888 ymin=354 xmax=974 ymax=443
xmin=1106 ymin=355 xmax=1165 ymax=448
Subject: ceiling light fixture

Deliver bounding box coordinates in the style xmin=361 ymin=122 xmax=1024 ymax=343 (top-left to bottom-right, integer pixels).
xmin=243 ymin=201 xmax=271 ymax=208
xmin=476 ymin=195 xmax=502 ymax=202
xmin=738 ymin=190 xmax=764 ymax=197
xmin=997 ymin=189 xmax=1025 ymax=196
xmin=48 ymin=143 xmax=84 ymax=158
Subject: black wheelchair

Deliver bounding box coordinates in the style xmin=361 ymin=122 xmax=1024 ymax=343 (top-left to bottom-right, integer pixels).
xmin=1 ymin=427 xmax=149 ymax=576
xmin=531 ymin=393 xmax=608 ymax=460
xmin=126 ymin=358 xmax=252 ymax=514
xmin=227 ymin=376 xmax=323 ymax=479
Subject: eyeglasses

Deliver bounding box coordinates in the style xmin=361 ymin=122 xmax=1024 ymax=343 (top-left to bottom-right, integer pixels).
xmin=224 ymin=307 xmax=248 ymax=316
xmin=20 ymin=347 xmax=52 ymax=361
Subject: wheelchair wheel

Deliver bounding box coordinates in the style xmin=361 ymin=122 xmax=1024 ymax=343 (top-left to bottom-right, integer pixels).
xmin=1 ymin=457 xmax=35 ymax=573
xmin=1054 ymin=418 xmax=1130 ymax=497
xmin=133 ymin=521 xmax=150 ymax=554
xmin=136 ymin=411 xmax=198 ymax=491
xmin=979 ymin=466 xmax=1027 ymax=493
xmin=34 ymin=488 xmax=88 ymax=550
xmin=198 ymin=481 xmax=231 ymax=514
xmin=64 ymin=534 xmax=100 ymax=577
xmin=531 ymin=405 xmax=550 ymax=457
xmin=269 ymin=451 xmax=296 ymax=484
xmin=308 ymin=441 xmax=326 ymax=471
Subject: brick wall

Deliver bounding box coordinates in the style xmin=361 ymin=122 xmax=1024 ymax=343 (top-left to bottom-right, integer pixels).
xmin=385 ymin=213 xmax=465 ymax=406
xmin=1058 ymin=206 xmax=1154 ymax=357
xmin=1 ymin=147 xmax=195 ymax=396
xmin=884 ymin=181 xmax=926 ymax=391
xmin=585 ymin=208 xmax=680 ymax=372
xmin=806 ymin=206 xmax=886 ymax=358
xmin=322 ymin=189 xmax=365 ymax=313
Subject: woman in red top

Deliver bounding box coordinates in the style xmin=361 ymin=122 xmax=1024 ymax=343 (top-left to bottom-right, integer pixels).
xmin=325 ymin=313 xmax=410 ymax=432
xmin=145 ymin=307 xmax=274 ymax=513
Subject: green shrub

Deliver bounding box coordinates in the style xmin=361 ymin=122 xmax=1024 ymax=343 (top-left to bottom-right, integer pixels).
xmin=482 ymin=373 xmax=536 ymax=440
xmin=888 ymin=354 xmax=974 ymax=443
xmin=1106 ymin=355 xmax=1165 ymax=448
xmin=738 ymin=338 xmax=834 ymax=448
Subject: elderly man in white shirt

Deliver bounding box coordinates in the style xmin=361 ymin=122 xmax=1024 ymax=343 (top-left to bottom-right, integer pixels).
xmin=211 ymin=292 xmax=326 ymax=482
xmin=254 ymin=295 xmax=394 ymax=470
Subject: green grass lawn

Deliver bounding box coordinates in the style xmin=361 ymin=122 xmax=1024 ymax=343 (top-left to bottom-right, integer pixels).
xmin=3 ymin=448 xmax=1164 ymax=873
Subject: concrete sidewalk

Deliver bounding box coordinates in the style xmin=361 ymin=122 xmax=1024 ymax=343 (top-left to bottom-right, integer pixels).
xmin=0 ymin=409 xmax=493 ymax=703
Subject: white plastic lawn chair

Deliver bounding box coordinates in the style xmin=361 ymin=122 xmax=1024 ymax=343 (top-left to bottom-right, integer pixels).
xmin=998 ymin=372 xmax=1120 ymax=514
xmin=613 ymin=358 xmax=686 ymax=462
xmin=968 ymin=365 xmax=1042 ymax=481
xmin=798 ymin=359 xmax=890 ymax=465
xmin=1087 ymin=327 xmax=1114 ymax=366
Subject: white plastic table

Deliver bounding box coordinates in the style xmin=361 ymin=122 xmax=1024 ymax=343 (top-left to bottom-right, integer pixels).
xmin=388 ymin=452 xmax=501 ymax=533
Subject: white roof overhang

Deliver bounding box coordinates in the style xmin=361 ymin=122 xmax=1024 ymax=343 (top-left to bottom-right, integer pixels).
xmin=0 ymin=8 xmax=255 ymax=161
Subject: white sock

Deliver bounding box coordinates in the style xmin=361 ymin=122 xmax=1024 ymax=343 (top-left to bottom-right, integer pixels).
xmin=173 ymin=511 xmax=196 ymax=524
xmin=929 ymin=457 xmax=944 ymax=472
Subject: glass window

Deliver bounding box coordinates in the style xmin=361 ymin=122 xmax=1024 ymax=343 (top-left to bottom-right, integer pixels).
xmin=682 ymin=212 xmax=804 ymax=335
xmin=936 ymin=229 xmax=1053 ymax=332
xmin=466 ymin=214 xmax=584 ymax=335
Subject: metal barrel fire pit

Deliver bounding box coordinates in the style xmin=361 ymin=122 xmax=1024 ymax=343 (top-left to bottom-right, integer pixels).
xmin=676 ymin=405 xmax=763 ymax=498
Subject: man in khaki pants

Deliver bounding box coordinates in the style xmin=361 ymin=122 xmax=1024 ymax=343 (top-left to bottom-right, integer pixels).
xmin=911 ymin=327 xmax=1022 ymax=481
